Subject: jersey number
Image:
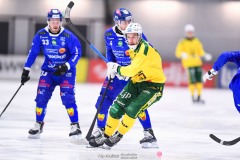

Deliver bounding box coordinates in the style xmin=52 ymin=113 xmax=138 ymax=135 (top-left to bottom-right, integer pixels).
xmin=42 ymin=39 xmax=49 ymax=45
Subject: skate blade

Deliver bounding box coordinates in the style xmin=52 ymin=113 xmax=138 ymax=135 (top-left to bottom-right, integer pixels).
xmin=86 ymin=144 xmax=111 ymax=150
xmin=70 ymin=137 xmax=89 ymax=145
xmin=28 ymin=134 xmax=40 ymax=139
xmin=141 ymin=142 xmax=159 ymax=149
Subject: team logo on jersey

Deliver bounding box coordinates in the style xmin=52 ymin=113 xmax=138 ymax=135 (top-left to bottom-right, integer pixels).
xmin=97 ymin=114 xmax=105 ymax=121
xmin=36 ymin=107 xmax=43 ymax=116
xmin=118 ymin=41 xmax=123 ymax=46
xmin=52 ymin=40 xmax=57 ymax=45
xmin=67 ymin=108 xmax=74 ymax=116
xmin=138 ymin=112 xmax=146 ymax=121
xmin=59 ymin=48 xmax=66 ymax=54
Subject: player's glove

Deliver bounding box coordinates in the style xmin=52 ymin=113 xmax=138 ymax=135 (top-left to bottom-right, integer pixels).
xmin=21 ymin=68 xmax=30 ymax=85
xmin=53 ymin=63 xmax=69 ymax=76
xmin=116 ymin=74 xmax=130 ymax=81
xmin=203 ymin=68 xmax=218 ymax=82
xmin=107 ymin=62 xmax=120 ymax=79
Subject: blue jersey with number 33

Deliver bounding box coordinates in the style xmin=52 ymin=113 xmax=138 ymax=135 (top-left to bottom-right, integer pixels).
xmin=24 ymin=26 xmax=81 ymax=72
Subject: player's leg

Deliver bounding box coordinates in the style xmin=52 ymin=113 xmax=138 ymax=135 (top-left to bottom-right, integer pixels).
xmin=89 ymin=80 xmax=134 ymax=147
xmin=138 ymin=109 xmax=158 ymax=148
xmin=91 ymin=77 xmax=128 ymax=139
xmin=29 ymin=71 xmax=56 ymax=139
xmin=187 ymin=67 xmax=197 ymax=102
xmin=59 ymin=71 xmax=82 ymax=140
xmin=195 ymin=66 xmax=204 ymax=103
xmin=104 ymin=82 xmax=164 ymax=148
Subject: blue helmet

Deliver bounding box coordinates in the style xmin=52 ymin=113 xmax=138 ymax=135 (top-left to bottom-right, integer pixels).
xmin=113 ymin=8 xmax=132 ymax=22
xmin=47 ymin=9 xmax=62 ymax=21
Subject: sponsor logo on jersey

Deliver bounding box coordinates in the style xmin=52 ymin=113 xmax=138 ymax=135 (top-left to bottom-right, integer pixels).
xmin=66 ymin=73 xmax=72 ymax=77
xmin=36 ymin=107 xmax=43 ymax=116
xmin=97 ymin=114 xmax=105 ymax=121
xmin=59 ymin=48 xmax=66 ymax=54
xmin=60 ymin=80 xmax=73 ymax=88
xmin=37 ymin=89 xmax=45 ymax=95
xmin=48 ymin=54 xmax=66 ymax=59
xmin=52 ymin=39 xmax=57 ymax=45
xmin=105 ymin=32 xmax=112 ymax=36
xmin=118 ymin=41 xmax=123 ymax=46
xmin=46 ymin=49 xmax=58 ymax=54
xmin=60 ymin=92 xmax=65 ymax=96
xmin=67 ymin=108 xmax=74 ymax=116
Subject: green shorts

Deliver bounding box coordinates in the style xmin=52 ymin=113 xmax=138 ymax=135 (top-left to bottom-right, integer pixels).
xmin=187 ymin=66 xmax=202 ymax=84
xmin=109 ymin=81 xmax=164 ymax=119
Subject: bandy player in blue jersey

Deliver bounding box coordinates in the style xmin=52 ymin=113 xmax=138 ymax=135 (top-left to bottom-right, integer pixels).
xmin=21 ymin=9 xmax=82 ymax=141
xmin=90 ymin=8 xmax=158 ymax=148
xmin=203 ymin=51 xmax=240 ymax=113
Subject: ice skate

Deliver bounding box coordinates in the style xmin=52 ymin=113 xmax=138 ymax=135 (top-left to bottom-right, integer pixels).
xmin=89 ymin=132 xmax=107 ymax=147
xmin=90 ymin=127 xmax=104 ymax=140
xmin=104 ymin=131 xmax=123 ymax=147
xmin=140 ymin=129 xmax=159 ymax=148
xmin=69 ymin=122 xmax=83 ymax=143
xmin=28 ymin=121 xmax=44 ymax=139
xmin=195 ymin=96 xmax=205 ymax=104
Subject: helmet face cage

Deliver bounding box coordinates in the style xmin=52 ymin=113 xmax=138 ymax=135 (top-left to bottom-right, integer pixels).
xmin=47 ymin=9 xmax=63 ymax=21
xmin=124 ymin=23 xmax=143 ymax=50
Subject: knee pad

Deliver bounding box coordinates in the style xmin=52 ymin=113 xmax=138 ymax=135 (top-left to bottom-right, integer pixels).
xmin=125 ymin=107 xmax=138 ymax=119
xmin=109 ymin=104 xmax=124 ymax=119
xmin=35 ymin=92 xmax=51 ymax=107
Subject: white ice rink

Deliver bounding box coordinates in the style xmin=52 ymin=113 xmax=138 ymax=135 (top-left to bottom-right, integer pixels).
xmin=0 ymin=80 xmax=239 ymax=160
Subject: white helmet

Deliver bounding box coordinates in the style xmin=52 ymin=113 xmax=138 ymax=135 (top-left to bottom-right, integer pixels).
xmin=125 ymin=23 xmax=143 ymax=35
xmin=125 ymin=23 xmax=142 ymax=50
xmin=184 ymin=24 xmax=195 ymax=32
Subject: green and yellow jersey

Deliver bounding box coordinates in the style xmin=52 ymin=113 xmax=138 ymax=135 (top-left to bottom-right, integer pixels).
xmin=175 ymin=37 xmax=205 ymax=68
xmin=117 ymin=39 xmax=166 ymax=84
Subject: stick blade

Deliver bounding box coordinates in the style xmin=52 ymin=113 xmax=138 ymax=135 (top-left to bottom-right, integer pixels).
xmin=67 ymin=1 xmax=74 ymax=8
xmin=209 ymin=134 xmax=221 ymax=143
xmin=65 ymin=1 xmax=74 ymax=19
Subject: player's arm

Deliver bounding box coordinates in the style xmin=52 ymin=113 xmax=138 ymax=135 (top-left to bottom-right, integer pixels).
xmin=21 ymin=33 xmax=41 ymax=85
xmin=66 ymin=34 xmax=81 ymax=68
xmin=117 ymin=50 xmax=146 ymax=77
xmin=105 ymin=33 xmax=116 ymax=62
xmin=175 ymin=40 xmax=185 ymax=59
xmin=24 ymin=33 xmax=42 ymax=70
xmin=203 ymin=51 xmax=240 ymax=81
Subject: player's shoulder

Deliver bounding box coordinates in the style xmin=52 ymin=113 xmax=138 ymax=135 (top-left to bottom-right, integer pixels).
xmin=105 ymin=27 xmax=115 ymax=37
xmin=193 ymin=37 xmax=202 ymax=42
xmin=135 ymin=39 xmax=150 ymax=55
xmin=61 ymin=28 xmax=75 ymax=38
xmin=36 ymin=27 xmax=48 ymax=36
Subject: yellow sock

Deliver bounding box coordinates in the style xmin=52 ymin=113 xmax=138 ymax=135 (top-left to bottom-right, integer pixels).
xmin=118 ymin=114 xmax=136 ymax=135
xmin=188 ymin=84 xmax=195 ymax=96
xmin=105 ymin=115 xmax=120 ymax=137
xmin=196 ymin=83 xmax=203 ymax=96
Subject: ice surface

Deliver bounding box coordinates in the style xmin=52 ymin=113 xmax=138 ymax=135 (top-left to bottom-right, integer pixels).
xmin=0 ymin=80 xmax=239 ymax=160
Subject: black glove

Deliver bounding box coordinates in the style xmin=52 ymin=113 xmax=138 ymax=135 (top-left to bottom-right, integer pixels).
xmin=53 ymin=64 xmax=68 ymax=76
xmin=21 ymin=69 xmax=30 ymax=85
